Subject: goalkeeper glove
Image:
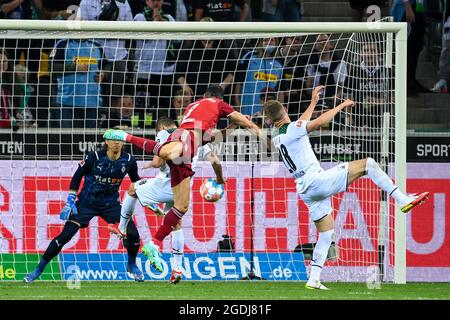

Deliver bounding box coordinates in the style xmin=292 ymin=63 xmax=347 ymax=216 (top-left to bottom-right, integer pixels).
xmin=103 ymin=129 xmax=128 ymax=142
xmin=60 ymin=192 xmax=78 ymax=221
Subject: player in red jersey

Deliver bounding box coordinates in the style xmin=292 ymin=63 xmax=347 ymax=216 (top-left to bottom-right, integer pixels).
xmin=103 ymin=85 xmax=263 ymax=271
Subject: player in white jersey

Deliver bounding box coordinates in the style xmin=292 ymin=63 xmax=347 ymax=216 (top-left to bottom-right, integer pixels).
xmin=109 ymin=117 xmax=225 ymax=284
xmin=265 ymin=86 xmax=429 ymax=290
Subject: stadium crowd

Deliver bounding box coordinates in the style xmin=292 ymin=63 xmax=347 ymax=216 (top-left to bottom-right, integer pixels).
xmin=0 ymin=0 xmax=448 ymax=131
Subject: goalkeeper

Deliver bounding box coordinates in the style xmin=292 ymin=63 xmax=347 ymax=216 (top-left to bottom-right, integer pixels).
xmin=264 ymin=86 xmax=429 ymax=290
xmin=24 ymin=137 xmax=144 ymax=282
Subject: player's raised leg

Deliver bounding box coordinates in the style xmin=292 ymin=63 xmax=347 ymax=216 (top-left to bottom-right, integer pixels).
xmin=347 ymin=158 xmax=429 ymax=213
xmin=24 ymin=221 xmax=80 ymax=282
xmin=103 ymin=129 xmax=185 ymax=163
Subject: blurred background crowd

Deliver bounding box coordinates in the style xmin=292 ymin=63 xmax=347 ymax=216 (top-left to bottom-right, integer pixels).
xmin=0 ymin=0 xmax=448 ymax=131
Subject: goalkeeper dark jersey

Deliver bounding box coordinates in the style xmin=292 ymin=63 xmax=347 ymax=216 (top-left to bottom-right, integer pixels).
xmin=70 ymin=150 xmax=140 ymax=207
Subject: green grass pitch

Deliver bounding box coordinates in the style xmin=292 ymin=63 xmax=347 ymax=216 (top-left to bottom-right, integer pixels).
xmin=1 ymin=281 xmax=449 ymax=300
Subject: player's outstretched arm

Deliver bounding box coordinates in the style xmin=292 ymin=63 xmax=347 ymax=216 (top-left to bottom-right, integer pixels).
xmin=300 ymin=85 xmax=324 ymax=121
xmin=306 ymin=99 xmax=354 ymax=133
xmin=228 ymin=112 xmax=263 ymax=138
xmin=206 ymin=152 xmax=226 ymax=185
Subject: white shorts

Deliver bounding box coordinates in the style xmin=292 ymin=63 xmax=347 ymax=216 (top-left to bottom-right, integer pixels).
xmin=134 ymin=176 xmax=174 ymax=208
xmin=298 ymin=162 xmax=349 ymax=222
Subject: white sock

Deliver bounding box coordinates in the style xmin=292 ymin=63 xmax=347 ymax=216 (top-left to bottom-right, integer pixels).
xmin=365 ymin=157 xmax=409 ymax=206
xmin=309 ymin=229 xmax=334 ymax=282
xmin=119 ymin=194 xmax=137 ymax=232
xmin=171 ymin=229 xmax=184 ymax=271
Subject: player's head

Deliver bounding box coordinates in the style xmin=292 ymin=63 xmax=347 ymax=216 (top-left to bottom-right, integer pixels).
xmin=263 ymin=100 xmax=288 ymax=126
xmin=104 ymin=139 xmax=125 ymax=154
xmin=204 ymin=85 xmax=224 ymax=100
xmin=156 ymin=116 xmax=177 ymax=132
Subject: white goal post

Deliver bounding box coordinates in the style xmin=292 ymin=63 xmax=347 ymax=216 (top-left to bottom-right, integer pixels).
xmin=0 ymin=20 xmax=408 ymax=284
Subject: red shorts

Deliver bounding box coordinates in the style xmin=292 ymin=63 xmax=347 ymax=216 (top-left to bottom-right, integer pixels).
xmin=158 ymin=129 xmax=197 ymax=187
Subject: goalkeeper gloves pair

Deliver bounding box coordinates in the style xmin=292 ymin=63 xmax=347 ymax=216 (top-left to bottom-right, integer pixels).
xmin=60 ymin=192 xmax=78 ymax=221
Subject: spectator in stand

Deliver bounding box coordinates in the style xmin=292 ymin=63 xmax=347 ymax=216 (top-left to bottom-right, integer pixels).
xmin=13 ymin=64 xmax=35 ymax=128
xmin=49 ymin=39 xmax=104 ymax=128
xmin=170 ymin=88 xmax=193 ymax=124
xmin=278 ymin=35 xmax=310 ymax=118
xmin=391 ymin=0 xmax=431 ymax=95
xmin=305 ymin=34 xmax=348 ymax=108
xmin=0 ymin=50 xmax=23 ymax=130
xmin=30 ymin=1 xmax=81 ymax=128
xmin=175 ymin=32 xmax=236 ymax=101
xmin=234 ymin=37 xmax=284 ymax=116
xmin=269 ymin=0 xmax=303 ymax=22
xmin=347 ymin=42 xmax=393 ymax=129
xmin=430 ymin=0 xmax=450 ymax=93
xmin=78 ymin=0 xmax=134 ymax=124
xmin=0 ymin=0 xmax=41 ymax=83
xmin=194 ymin=0 xmax=249 ymax=21
xmin=132 ymin=0 xmax=179 ymax=128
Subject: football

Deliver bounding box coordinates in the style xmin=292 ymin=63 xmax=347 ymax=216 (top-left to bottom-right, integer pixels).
xmin=200 ymin=178 xmax=225 ymax=202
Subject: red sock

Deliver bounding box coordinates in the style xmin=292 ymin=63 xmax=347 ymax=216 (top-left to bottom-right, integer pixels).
xmin=127 ymin=135 xmax=161 ymax=155
xmin=154 ymin=207 xmax=185 ymax=242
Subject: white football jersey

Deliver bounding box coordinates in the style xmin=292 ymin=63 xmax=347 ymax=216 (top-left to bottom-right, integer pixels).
xmin=272 ymin=120 xmax=323 ymax=193
xmin=155 ymin=130 xmax=172 ymax=178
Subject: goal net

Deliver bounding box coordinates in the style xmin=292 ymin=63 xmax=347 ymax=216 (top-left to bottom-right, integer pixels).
xmin=0 ymin=21 xmax=407 ymax=283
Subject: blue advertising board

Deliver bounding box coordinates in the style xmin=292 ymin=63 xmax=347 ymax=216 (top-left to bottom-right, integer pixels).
xmin=59 ymin=253 xmax=307 ymax=281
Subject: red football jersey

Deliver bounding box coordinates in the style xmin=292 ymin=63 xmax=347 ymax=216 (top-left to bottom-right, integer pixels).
xmin=179 ymin=97 xmax=236 ymax=131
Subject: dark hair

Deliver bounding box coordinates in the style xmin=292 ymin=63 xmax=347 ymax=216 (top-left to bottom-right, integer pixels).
xmin=204 ymin=85 xmax=224 ymax=99
xmin=156 ymin=116 xmax=176 ymax=131
xmin=263 ymin=100 xmax=284 ymax=122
